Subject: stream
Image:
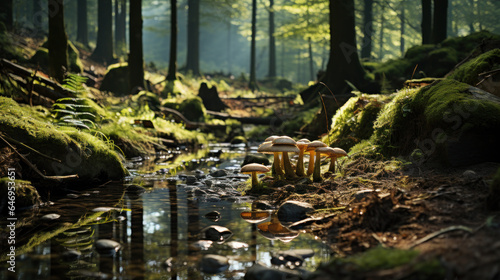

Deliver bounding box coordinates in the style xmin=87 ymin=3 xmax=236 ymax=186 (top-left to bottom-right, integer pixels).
xmin=1 ymin=143 xmax=332 ymax=279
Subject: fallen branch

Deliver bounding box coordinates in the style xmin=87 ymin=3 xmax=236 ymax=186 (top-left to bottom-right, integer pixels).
xmin=0 ymin=133 xmax=78 ymax=181
xmin=408 ymin=225 xmax=474 ymax=249
xmin=0 ymin=132 xmax=62 ymax=163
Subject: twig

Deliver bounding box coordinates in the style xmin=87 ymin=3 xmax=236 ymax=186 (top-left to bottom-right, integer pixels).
xmin=0 ymin=133 xmax=78 ymax=181
xmin=408 ymin=225 xmax=474 ymax=249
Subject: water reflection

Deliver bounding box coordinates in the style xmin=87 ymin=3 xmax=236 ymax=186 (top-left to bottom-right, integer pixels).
xmin=1 ymin=146 xmax=332 ymax=279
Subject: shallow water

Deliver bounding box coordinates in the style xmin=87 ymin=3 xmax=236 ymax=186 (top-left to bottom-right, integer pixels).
xmin=1 ymin=144 xmax=332 ymax=279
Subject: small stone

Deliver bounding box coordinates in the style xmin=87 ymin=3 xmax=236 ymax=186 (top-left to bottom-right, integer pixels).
xmin=204 ymin=211 xmax=221 ymax=222
xmin=41 ymin=213 xmax=61 ymax=222
xmin=277 ymin=201 xmax=315 ymax=224
xmin=201 ymin=225 xmax=232 ymax=242
xmin=210 ymin=169 xmax=227 ymax=177
xmin=61 ymin=249 xmax=81 ymax=261
xmin=95 ymin=239 xmax=121 ymax=256
xmin=200 ymin=254 xmax=229 ymax=274
xmin=225 ymin=241 xmax=249 ymax=249
xmin=186 ymin=175 xmax=198 ymax=184
xmin=244 ymin=262 xmax=302 ymax=280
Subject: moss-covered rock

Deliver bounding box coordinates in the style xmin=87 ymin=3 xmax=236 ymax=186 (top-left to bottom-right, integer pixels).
xmin=448 ymin=49 xmax=500 ymax=88
xmin=351 ymin=79 xmax=500 ymax=166
xmin=487 ymin=167 xmax=500 ymax=211
xmin=35 ymin=40 xmax=84 ymax=73
xmin=323 ymin=94 xmax=391 ymax=150
xmin=177 ymin=97 xmax=206 ymax=122
xmin=0 ymin=97 xmax=127 ymax=184
xmin=99 ymin=63 xmax=130 ymax=95
xmin=0 ymin=178 xmax=41 ymax=213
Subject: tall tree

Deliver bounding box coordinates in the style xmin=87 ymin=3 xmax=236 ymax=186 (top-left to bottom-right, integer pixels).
xmin=361 ymin=0 xmax=373 ymax=59
xmin=421 ymin=0 xmax=432 ymax=44
xmin=166 ymin=0 xmax=177 ymax=81
xmin=400 ymin=1 xmax=405 ymax=56
xmin=186 ymin=0 xmax=200 ymax=76
xmin=48 ymin=0 xmax=69 ymax=82
xmin=0 ymin=0 xmax=13 ymax=30
xmin=249 ymin=0 xmax=257 ymax=91
xmin=91 ymin=0 xmax=114 ymax=64
xmin=432 ymin=0 xmax=448 ymax=43
xmin=129 ymin=0 xmax=144 ymax=93
xmin=76 ymin=0 xmax=89 ymax=46
xmin=323 ymin=0 xmax=370 ymax=93
xmin=267 ymin=0 xmax=276 ymax=78
xmin=379 ymin=2 xmax=385 ymax=59
xmin=32 ymin=0 xmax=43 ymax=35
xmin=115 ymin=0 xmax=126 ymax=56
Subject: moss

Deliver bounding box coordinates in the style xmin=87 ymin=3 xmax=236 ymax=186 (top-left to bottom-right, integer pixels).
xmin=0 ymin=178 xmax=41 ymax=213
xmin=323 ymin=94 xmax=391 ymax=150
xmin=441 ymin=30 xmax=500 ymax=53
xmin=30 ymin=47 xmax=49 ymax=67
xmin=100 ymin=123 xmax=156 ymax=157
xmin=486 ymin=167 xmax=500 ymax=210
xmin=37 ymin=40 xmax=83 ymax=73
xmin=448 ymin=49 xmax=500 ymax=86
xmin=230 ymin=135 xmax=247 ymax=145
xmin=100 ymin=62 xmax=130 ymax=95
xmin=177 ymin=97 xmax=206 ymax=122
xmin=0 ymin=97 xmax=127 ymax=184
xmin=130 ymin=90 xmax=161 ymax=110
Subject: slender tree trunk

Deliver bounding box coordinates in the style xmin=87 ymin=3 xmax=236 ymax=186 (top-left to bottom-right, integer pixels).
xmin=468 ymin=0 xmax=475 ymax=33
xmin=91 ymin=0 xmax=114 ymax=64
xmin=32 ymin=0 xmax=43 ymax=35
xmin=48 ymin=0 xmax=68 ymax=82
xmin=267 ymin=0 xmax=276 ymax=78
xmin=361 ymin=0 xmax=373 ymax=59
xmin=114 ymin=0 xmax=126 ymax=56
xmin=281 ymin=41 xmax=285 ymax=77
xmin=186 ymin=0 xmax=200 ymax=76
xmin=249 ymin=0 xmax=257 ymax=91
xmin=323 ymin=0 xmax=368 ymax=93
xmin=421 ymin=0 xmax=432 ymax=44
xmin=227 ymin=22 xmax=232 ymax=74
xmin=379 ymin=2 xmax=384 ymax=60
xmin=432 ymin=0 xmax=447 ymax=44
xmin=129 ymin=0 xmax=144 ymax=93
xmin=400 ymin=2 xmax=405 ymax=56
xmin=308 ymin=37 xmax=314 ymax=82
xmin=76 ymin=0 xmax=89 ymax=46
xmin=166 ymin=0 xmax=177 ymax=81
xmin=0 ymin=0 xmax=13 ymax=30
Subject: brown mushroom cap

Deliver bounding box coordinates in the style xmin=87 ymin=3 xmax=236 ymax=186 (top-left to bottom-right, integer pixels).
xmin=240 ymin=163 xmax=270 ymax=174
xmin=265 ymin=135 xmax=280 ymax=142
xmin=268 ymin=144 xmax=299 ymax=153
xmin=272 ymin=136 xmax=297 ymax=146
xmin=331 ymin=147 xmax=348 ymax=157
xmin=296 ymin=139 xmax=310 ymax=149
xmin=306 ymin=140 xmax=327 ymax=151
xmin=315 ymin=146 xmax=336 ymax=156
xmin=257 ymin=141 xmax=274 ymax=154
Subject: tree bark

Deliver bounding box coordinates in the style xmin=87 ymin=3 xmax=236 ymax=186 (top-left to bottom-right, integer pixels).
xmin=115 ymin=0 xmax=126 ymax=56
xmin=323 ymin=0 xmax=369 ymax=94
xmin=400 ymin=2 xmax=405 ymax=56
xmin=249 ymin=0 xmax=257 ymax=91
xmin=166 ymin=0 xmax=178 ymax=81
xmin=267 ymin=0 xmax=276 ymax=78
xmin=91 ymin=0 xmax=114 ymax=64
xmin=0 ymin=0 xmax=13 ymax=30
xmin=432 ymin=0 xmax=448 ymax=44
xmin=308 ymin=37 xmax=314 ymax=81
xmin=186 ymin=0 xmax=200 ymax=76
xmin=421 ymin=0 xmax=432 ymax=44
xmin=361 ymin=0 xmax=373 ymax=59
xmin=129 ymin=0 xmax=144 ymax=93
xmin=379 ymin=2 xmax=384 ymax=60
xmin=48 ymin=0 xmax=68 ymax=83
xmin=76 ymin=0 xmax=89 ymax=46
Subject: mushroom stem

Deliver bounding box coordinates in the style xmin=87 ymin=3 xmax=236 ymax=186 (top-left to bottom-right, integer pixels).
xmin=307 ymin=151 xmax=315 ymax=176
xmin=296 ymin=149 xmax=306 ymax=177
xmin=328 ymin=157 xmax=337 ymax=172
xmin=282 ymin=152 xmax=297 ymax=179
xmin=273 ymin=152 xmax=285 ymax=179
xmin=313 ymin=152 xmax=322 ymax=182
xmin=251 ymin=171 xmax=258 ymax=186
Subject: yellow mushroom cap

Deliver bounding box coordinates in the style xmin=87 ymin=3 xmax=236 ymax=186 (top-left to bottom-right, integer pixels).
xmin=306 ymin=140 xmax=327 ymax=152
xmin=257 ymin=141 xmax=274 ymax=154
xmin=265 ymin=135 xmax=280 ymax=142
xmin=331 ymin=147 xmax=348 ymax=157
xmin=296 ymin=139 xmax=310 ymax=149
xmin=272 ymin=136 xmax=296 ymax=146
xmin=240 ymin=163 xmax=270 ymax=174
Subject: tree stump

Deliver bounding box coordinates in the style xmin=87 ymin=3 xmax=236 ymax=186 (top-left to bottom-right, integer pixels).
xmin=198 ymin=82 xmax=228 ymax=112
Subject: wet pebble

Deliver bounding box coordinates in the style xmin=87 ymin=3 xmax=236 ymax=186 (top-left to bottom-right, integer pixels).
xmin=244 ymin=262 xmax=302 ymax=280
xmin=277 ymin=201 xmax=315 ymax=224
xmin=210 ymin=169 xmax=227 ymax=177
xmin=189 ymin=240 xmax=213 ymax=251
xmin=204 ymin=211 xmax=221 ymax=222
xmin=185 ymin=175 xmax=198 ymax=184
xmin=201 ymin=225 xmax=232 ymax=242
xmin=67 ymin=193 xmax=79 ymax=199
xmin=225 ymin=241 xmax=249 ymax=250
xmin=95 ymin=239 xmax=121 ymax=256
xmin=200 ymin=254 xmax=229 ymax=274
xmin=252 ymin=201 xmax=275 ymax=210
xmin=41 ymin=213 xmax=61 ymax=222
xmin=61 ymin=249 xmax=81 ymax=261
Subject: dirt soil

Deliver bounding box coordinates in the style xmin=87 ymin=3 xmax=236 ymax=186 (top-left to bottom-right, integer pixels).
xmin=260 ymin=158 xmax=500 ymax=279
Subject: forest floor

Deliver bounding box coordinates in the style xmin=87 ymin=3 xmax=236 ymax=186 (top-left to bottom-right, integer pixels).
xmin=256 ymin=157 xmax=500 ymax=279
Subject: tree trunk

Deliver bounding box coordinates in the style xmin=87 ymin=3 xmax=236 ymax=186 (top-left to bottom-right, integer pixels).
xmin=379 ymin=2 xmax=384 ymax=60
xmin=32 ymin=0 xmax=43 ymax=35
xmin=186 ymin=0 xmax=200 ymax=76
xmin=421 ymin=0 xmax=432 ymax=44
xmin=48 ymin=0 xmax=68 ymax=83
xmin=249 ymin=0 xmax=257 ymax=91
xmin=115 ymin=0 xmax=126 ymax=56
xmin=227 ymin=22 xmax=232 ymax=74
xmin=361 ymin=0 xmax=373 ymax=59
xmin=308 ymin=37 xmax=314 ymax=82
xmin=432 ymin=0 xmax=448 ymax=44
xmin=468 ymin=0 xmax=475 ymax=33
xmin=129 ymin=0 xmax=144 ymax=93
xmin=267 ymin=0 xmax=276 ymax=78
xmin=91 ymin=0 xmax=114 ymax=64
xmin=400 ymin=2 xmax=405 ymax=56
xmin=0 ymin=0 xmax=13 ymax=30
xmin=323 ymin=0 xmax=369 ymax=94
xmin=76 ymin=0 xmax=89 ymax=46
xmin=166 ymin=0 xmax=177 ymax=81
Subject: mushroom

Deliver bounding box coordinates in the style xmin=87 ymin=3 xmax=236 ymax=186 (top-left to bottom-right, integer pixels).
xmin=313 ymin=146 xmax=334 ymax=182
xmin=240 ymin=163 xmax=270 ymax=187
xmin=240 ymin=211 xmax=271 ymax=223
xmin=272 ymin=137 xmax=299 ymax=179
xmin=257 ymin=141 xmax=284 ymax=178
xmin=306 ymin=141 xmax=327 ymax=176
xmin=295 ymin=139 xmax=310 ymax=177
xmin=327 ymin=147 xmax=348 ymax=172
xmin=257 ymin=213 xmax=299 ymax=243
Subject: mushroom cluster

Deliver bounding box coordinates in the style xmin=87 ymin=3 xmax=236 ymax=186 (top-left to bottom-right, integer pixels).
xmin=240 ymin=136 xmax=348 ymax=186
